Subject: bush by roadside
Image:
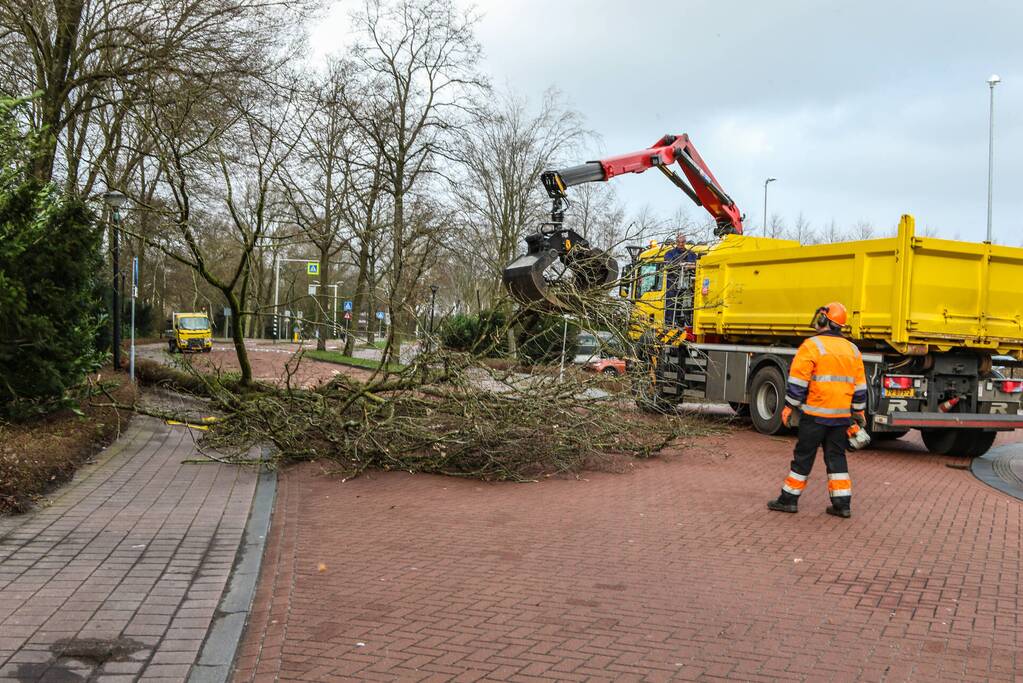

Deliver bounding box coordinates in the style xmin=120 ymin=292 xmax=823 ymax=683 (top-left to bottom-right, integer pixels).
xmin=439 ymin=309 xmax=509 ymax=356
xmin=0 ymin=95 xmax=106 ymax=419
xmin=517 ymin=313 xmax=579 ymax=364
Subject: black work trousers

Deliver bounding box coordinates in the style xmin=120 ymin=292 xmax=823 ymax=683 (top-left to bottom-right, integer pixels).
xmin=779 ymin=418 xmax=851 ymax=509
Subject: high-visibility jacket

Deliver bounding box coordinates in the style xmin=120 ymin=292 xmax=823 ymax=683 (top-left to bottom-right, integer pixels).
xmin=785 ymin=332 xmax=867 ymax=420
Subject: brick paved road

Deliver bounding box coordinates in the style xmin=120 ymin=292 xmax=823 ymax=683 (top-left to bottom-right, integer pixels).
xmin=0 ymin=416 xmax=258 ymax=682
xmin=234 ymin=429 xmax=1022 ymax=682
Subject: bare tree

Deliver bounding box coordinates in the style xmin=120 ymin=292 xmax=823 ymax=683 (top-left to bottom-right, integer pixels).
xmin=766 ymin=212 xmax=787 ymax=239
xmin=135 ymin=67 xmax=304 ymax=385
xmin=344 ymin=0 xmax=487 ymax=363
xmin=451 ymin=87 xmax=587 ymax=306
xmin=819 ymin=219 xmax=843 ymax=244
xmin=790 ymin=211 xmax=816 ymax=244
xmin=568 ymin=182 xmax=627 ymax=254
xmin=284 ymin=62 xmax=360 ymax=351
xmin=849 ymin=220 xmax=875 ymax=241
xmin=0 ymin=0 xmax=308 ymax=184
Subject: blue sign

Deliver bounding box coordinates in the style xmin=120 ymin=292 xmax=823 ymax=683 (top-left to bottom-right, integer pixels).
xmin=132 ymin=257 xmax=139 ymax=287
xmin=343 ymin=300 xmax=353 ymax=312
xmin=375 ymin=311 xmax=385 ymax=320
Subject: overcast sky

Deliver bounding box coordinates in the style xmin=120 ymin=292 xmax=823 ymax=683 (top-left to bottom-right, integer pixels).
xmin=310 ymin=0 xmax=1022 ymax=243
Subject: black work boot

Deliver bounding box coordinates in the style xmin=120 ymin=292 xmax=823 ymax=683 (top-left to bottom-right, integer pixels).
xmin=826 ymin=505 xmax=851 ymax=518
xmin=767 ymin=497 xmax=798 ymax=513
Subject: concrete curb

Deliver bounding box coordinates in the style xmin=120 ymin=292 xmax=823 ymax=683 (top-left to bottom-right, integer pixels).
xmin=971 ymin=442 xmax=1023 ymax=502
xmin=189 ymin=456 xmax=277 ymax=683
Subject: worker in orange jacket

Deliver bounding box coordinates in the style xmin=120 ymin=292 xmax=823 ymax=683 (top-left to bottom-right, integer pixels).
xmin=768 ymin=302 xmax=867 ymax=518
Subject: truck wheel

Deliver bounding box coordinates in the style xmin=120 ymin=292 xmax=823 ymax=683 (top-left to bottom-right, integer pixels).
xmin=921 ymin=428 xmax=957 ymax=455
xmin=729 ymin=402 xmax=750 ymax=417
xmin=922 ymin=429 xmax=995 ymax=457
xmin=749 ymin=366 xmax=786 ymax=435
xmin=953 ymin=430 xmax=996 ymax=458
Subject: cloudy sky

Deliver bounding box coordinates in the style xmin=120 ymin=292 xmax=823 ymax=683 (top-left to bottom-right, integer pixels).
xmin=311 ymin=0 xmax=1022 ymax=243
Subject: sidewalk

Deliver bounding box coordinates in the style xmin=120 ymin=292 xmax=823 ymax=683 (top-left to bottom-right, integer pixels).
xmin=234 ymin=431 xmax=1022 ymax=682
xmin=0 ymin=416 xmax=261 ymax=682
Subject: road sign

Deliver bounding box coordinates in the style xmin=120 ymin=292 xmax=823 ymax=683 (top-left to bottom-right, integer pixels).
xmin=343 ymin=300 xmax=353 ymax=312
xmin=223 ymin=307 xmax=232 ymax=317
xmin=307 ymin=284 xmax=317 ymax=296
xmin=307 ymin=262 xmax=319 ymax=275
xmin=343 ymin=311 xmax=352 ymax=320
xmin=375 ymin=311 xmax=385 ymax=320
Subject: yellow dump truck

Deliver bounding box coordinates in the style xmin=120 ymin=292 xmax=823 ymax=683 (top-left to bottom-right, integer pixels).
xmin=620 ymin=215 xmax=1023 ymax=457
xmin=503 ymin=132 xmax=1023 ymax=457
xmin=168 ymin=312 xmax=213 ymax=353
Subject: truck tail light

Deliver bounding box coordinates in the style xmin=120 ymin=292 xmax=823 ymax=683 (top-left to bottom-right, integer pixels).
xmin=883 ymin=375 xmax=913 ymax=390
xmin=997 ymin=379 xmax=1023 ymax=393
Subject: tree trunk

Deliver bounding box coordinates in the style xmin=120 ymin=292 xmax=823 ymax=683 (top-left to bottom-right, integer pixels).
xmin=366 ymin=259 xmax=378 ymax=345
xmin=225 ymin=289 xmax=253 ymax=386
xmin=316 ymin=243 xmax=330 ymax=351
xmin=344 ymin=238 xmax=372 ymax=356
xmin=387 ymin=190 xmax=405 ymax=366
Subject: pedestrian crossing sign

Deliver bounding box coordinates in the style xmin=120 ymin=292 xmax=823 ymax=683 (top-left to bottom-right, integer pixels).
xmin=307 ymin=262 xmax=319 ymax=275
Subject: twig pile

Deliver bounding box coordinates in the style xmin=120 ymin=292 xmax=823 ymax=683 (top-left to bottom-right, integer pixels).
xmin=196 ymin=352 xmax=707 ymax=480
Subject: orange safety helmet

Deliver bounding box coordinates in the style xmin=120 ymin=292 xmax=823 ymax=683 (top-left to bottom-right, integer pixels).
xmin=811 ymin=301 xmax=847 ymax=329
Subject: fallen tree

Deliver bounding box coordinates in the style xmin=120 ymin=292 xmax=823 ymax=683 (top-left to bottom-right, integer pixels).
xmin=129 ymin=288 xmax=713 ymax=481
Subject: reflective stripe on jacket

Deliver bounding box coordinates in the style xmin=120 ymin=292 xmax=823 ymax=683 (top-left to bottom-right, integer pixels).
xmin=785 ymin=332 xmax=867 ymax=419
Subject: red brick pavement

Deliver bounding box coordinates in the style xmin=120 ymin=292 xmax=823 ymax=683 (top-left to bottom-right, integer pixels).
xmin=234 ymin=429 xmax=1023 ymax=682
xmin=0 ymin=416 xmax=258 ymax=681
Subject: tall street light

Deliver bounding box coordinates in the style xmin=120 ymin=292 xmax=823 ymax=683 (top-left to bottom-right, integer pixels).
xmin=763 ymin=177 xmax=777 ymax=234
xmin=103 ymin=190 xmax=127 ymax=370
xmin=986 ymin=74 xmax=1001 ymax=243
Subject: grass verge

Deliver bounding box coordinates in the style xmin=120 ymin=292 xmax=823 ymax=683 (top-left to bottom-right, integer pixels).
xmin=302 ymin=349 xmax=404 ymax=372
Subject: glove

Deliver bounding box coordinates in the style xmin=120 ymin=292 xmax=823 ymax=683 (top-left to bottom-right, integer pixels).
xmin=782 ymin=406 xmax=799 ymax=427
xmin=853 ymin=410 xmax=866 ymax=428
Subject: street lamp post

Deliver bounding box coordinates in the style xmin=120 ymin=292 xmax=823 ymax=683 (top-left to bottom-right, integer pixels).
xmin=986 ymin=74 xmax=1001 ymax=243
xmin=762 ymin=177 xmax=777 ymax=234
xmin=428 ymin=284 xmax=439 ymax=353
xmin=103 ymin=190 xmax=127 ymax=370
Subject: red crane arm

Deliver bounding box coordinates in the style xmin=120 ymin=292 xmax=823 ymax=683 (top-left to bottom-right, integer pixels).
xmin=541 ymin=133 xmax=744 ymax=236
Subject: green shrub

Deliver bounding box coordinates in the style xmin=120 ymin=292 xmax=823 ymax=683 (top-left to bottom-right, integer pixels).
xmin=439 ymin=309 xmax=508 ymax=356
xmin=517 ymin=314 xmax=579 ymax=365
xmin=0 ymin=96 xmax=105 ymax=418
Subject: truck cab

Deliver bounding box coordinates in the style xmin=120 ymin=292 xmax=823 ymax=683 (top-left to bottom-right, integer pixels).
xmin=168 ymin=312 xmax=213 ymax=353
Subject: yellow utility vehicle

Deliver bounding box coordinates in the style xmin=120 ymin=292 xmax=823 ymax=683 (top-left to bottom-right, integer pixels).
xmin=504 ymin=132 xmax=1023 ymax=457
xmin=168 ymin=312 xmax=213 ymax=353
xmin=618 ymin=215 xmax=1023 ymax=457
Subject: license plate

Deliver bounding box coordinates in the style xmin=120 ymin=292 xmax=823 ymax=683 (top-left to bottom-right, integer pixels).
xmin=885 ymin=388 xmax=914 ymax=398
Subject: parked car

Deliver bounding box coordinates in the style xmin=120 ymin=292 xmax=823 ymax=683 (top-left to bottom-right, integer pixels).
xmin=584 ymin=357 xmax=626 ymax=376
xmin=573 ymin=330 xmax=621 ymax=364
